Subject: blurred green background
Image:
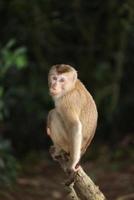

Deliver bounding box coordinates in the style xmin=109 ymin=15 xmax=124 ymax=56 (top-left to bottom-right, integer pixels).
xmin=0 ymin=0 xmax=134 ymax=199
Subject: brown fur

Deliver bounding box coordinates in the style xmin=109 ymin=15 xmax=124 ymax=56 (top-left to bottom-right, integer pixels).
xmin=47 ymin=64 xmax=98 ymax=170
xmin=56 ymin=79 xmax=98 ymax=152
xmin=55 ymin=64 xmax=73 ymax=74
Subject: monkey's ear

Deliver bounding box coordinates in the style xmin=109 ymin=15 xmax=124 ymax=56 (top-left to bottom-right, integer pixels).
xmin=73 ymin=70 xmax=78 ymax=83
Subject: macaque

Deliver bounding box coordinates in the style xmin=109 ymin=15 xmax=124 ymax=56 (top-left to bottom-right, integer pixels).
xmin=47 ymin=64 xmax=98 ymax=173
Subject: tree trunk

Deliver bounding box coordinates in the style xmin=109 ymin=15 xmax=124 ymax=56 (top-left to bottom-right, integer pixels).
xmin=50 ymin=148 xmax=106 ymax=200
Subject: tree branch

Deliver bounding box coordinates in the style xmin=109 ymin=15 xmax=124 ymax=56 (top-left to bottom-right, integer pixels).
xmin=50 ymin=147 xmax=106 ymax=200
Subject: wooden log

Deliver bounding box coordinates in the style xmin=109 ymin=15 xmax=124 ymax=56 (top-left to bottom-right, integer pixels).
xmin=74 ymin=167 xmax=106 ymax=200
xmin=50 ymin=147 xmax=106 ymax=200
xmin=65 ymin=183 xmax=80 ymax=200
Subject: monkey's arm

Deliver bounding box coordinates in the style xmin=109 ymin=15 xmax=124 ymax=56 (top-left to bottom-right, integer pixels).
xmin=69 ymin=119 xmax=82 ymax=171
xmin=59 ymin=103 xmax=82 ymax=171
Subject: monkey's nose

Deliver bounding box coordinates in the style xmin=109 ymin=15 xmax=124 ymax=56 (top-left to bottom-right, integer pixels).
xmin=52 ymin=85 xmax=57 ymax=90
xmin=52 ymin=83 xmax=57 ymax=90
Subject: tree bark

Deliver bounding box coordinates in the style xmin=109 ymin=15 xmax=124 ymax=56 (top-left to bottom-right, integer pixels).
xmin=50 ymin=148 xmax=106 ymax=200
xmin=74 ymin=167 xmax=106 ymax=200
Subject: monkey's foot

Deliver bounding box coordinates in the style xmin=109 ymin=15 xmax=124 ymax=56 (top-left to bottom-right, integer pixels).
xmin=65 ymin=163 xmax=80 ymax=186
xmin=49 ymin=146 xmax=62 ymax=161
xmin=49 ymin=146 xmax=69 ymax=162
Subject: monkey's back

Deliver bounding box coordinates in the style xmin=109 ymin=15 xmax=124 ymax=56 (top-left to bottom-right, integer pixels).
xmin=76 ymin=80 xmax=98 ymax=152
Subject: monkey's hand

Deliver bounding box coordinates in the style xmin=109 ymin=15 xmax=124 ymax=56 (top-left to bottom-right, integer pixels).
xmin=65 ymin=162 xmax=80 ymax=186
xmin=67 ymin=160 xmax=80 ymax=174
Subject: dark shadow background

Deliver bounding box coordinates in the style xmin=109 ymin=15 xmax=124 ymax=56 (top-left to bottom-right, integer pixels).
xmin=0 ymin=0 xmax=134 ymax=199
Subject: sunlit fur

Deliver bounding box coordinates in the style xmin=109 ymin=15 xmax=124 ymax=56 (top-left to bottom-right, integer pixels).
xmin=48 ymin=64 xmax=77 ymax=100
xmin=47 ymin=64 xmax=98 ymax=171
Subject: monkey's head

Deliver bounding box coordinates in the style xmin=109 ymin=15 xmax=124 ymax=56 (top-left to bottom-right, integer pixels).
xmin=48 ymin=64 xmax=77 ymax=99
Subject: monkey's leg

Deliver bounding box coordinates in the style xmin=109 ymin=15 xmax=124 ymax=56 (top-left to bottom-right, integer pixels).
xmin=48 ymin=110 xmax=69 ymax=159
xmin=48 ymin=110 xmax=79 ymax=184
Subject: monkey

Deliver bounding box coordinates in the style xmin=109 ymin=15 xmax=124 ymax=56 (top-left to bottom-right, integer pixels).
xmin=47 ymin=64 xmax=98 ymax=174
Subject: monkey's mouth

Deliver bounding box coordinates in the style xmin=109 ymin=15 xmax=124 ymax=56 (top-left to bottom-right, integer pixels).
xmin=50 ymin=89 xmax=60 ymax=96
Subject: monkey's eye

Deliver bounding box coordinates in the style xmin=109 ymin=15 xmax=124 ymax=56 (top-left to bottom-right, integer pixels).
xmin=52 ymin=76 xmax=57 ymax=81
xmin=59 ymin=78 xmax=65 ymax=82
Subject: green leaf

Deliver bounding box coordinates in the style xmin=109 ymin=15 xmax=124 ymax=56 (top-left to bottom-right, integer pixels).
xmin=5 ymin=39 xmax=16 ymax=49
xmin=14 ymin=47 xmax=27 ymax=55
xmin=15 ymin=55 xmax=27 ymax=69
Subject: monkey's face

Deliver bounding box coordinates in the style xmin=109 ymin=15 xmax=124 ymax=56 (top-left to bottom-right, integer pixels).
xmin=49 ymin=72 xmax=76 ymax=98
xmin=49 ymin=73 xmax=67 ymax=97
xmin=48 ymin=65 xmax=77 ymax=99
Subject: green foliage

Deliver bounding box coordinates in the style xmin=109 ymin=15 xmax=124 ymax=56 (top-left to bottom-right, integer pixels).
xmin=0 ymin=39 xmax=27 ymax=121
xmin=0 ymin=39 xmax=27 ymax=77
xmin=0 ymin=41 xmax=31 ymax=186
xmin=0 ymin=39 xmax=50 ymax=154
xmin=0 ymin=138 xmax=20 ymax=186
